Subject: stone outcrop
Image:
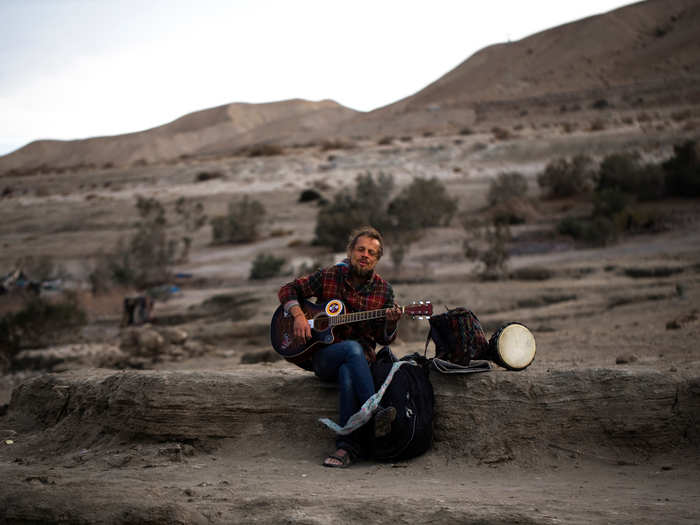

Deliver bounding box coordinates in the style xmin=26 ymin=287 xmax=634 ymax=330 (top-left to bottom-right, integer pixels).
xmin=7 ymin=367 xmax=699 ymax=462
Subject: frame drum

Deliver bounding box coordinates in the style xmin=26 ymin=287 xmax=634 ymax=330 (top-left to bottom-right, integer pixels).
xmin=488 ymin=323 xmax=536 ymax=371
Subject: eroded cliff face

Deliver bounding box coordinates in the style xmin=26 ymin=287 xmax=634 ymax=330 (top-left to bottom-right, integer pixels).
xmin=1 ymin=365 xmax=698 ymax=524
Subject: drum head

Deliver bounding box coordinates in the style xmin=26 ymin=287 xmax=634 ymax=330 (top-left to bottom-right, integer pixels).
xmin=494 ymin=323 xmax=536 ymax=370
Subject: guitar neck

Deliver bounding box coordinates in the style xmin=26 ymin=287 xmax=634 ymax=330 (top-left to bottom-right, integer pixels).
xmin=329 ymin=307 xmax=396 ymax=327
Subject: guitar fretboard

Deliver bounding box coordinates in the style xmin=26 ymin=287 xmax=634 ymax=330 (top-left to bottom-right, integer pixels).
xmin=328 ymin=308 xmax=392 ymax=326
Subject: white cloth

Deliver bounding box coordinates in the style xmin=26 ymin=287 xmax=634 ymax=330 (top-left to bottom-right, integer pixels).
xmin=319 ymin=360 xmax=413 ymax=435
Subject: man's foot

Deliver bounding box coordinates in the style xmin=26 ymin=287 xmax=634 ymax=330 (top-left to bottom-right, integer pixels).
xmin=323 ymin=448 xmax=353 ymax=468
xmin=374 ymin=406 xmax=397 ymax=438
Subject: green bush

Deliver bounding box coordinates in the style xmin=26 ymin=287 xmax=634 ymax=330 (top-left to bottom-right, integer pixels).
xmin=557 ymin=216 xmax=586 ymax=238
xmin=537 ymin=155 xmax=595 ymax=198
xmin=211 ymin=196 xmax=266 ymax=245
xmin=597 ymin=153 xmax=666 ymax=200
xmin=103 ymin=197 xmax=178 ymax=289
xmin=244 ymin=143 xmax=284 ymax=157
xmin=249 ymin=253 xmax=286 ymax=280
xmin=314 ymin=172 xmax=394 ymax=251
xmin=557 ymin=215 xmax=618 ymax=246
xmin=0 ymin=293 xmax=87 ymax=369
xmin=195 ymin=171 xmax=224 ymax=183
xmin=314 ymin=192 xmax=370 ymax=251
xmin=313 ymin=173 xmax=456 ymax=261
xmin=490 ymin=197 xmax=538 ymax=225
xmin=487 ymin=172 xmax=528 ymax=206
xmin=320 ymin=139 xmax=355 ymax=151
xmin=299 ymin=189 xmax=322 ymax=203
xmin=663 ymin=140 xmax=700 ymax=197
xmin=388 ymin=177 xmax=456 ymax=230
xmin=509 ymin=266 xmax=554 ymax=281
xmin=462 ymin=217 xmax=511 ymax=279
xmin=90 ymin=196 xmax=208 ymax=291
xmin=593 ymin=188 xmax=632 ymax=218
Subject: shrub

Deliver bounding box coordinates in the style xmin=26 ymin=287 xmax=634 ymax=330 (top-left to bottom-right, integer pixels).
xmin=557 ymin=215 xmax=618 ymax=246
xmin=509 ymin=266 xmax=553 ymax=281
xmin=623 ymin=267 xmax=683 ymax=278
xmin=174 ymin=197 xmax=207 ymax=262
xmin=663 ymin=140 xmax=700 ymax=197
xmin=589 ymin=119 xmax=606 ymax=131
xmin=487 ymin=172 xmax=528 ymax=206
xmin=593 ymin=188 xmax=632 ymax=218
xmin=490 ymin=197 xmax=538 ymax=225
xmin=195 ymin=171 xmax=224 ymax=183
xmin=87 ymin=250 xmax=115 ymax=294
xmin=314 ymin=172 xmax=394 ymax=251
xmin=537 ymin=155 xmax=595 ymax=198
xmin=211 ymin=196 xmax=266 ymax=245
xmin=557 ymin=216 xmax=586 ymax=238
xmin=0 ymin=293 xmax=87 ymax=369
xmin=491 ymin=127 xmax=511 ymax=140
xmin=597 ymin=153 xmax=666 ymax=200
xmin=245 ymin=143 xmax=283 ymax=157
xmin=102 ymin=196 xmax=199 ymax=289
xmin=586 ymin=216 xmax=619 ymax=245
xmin=249 ymin=253 xmax=286 ymax=280
xmin=387 ymin=177 xmax=456 ymax=230
xmin=320 ymin=139 xmax=355 ymax=151
xmin=314 ymin=191 xmax=370 ymax=251
xmin=299 ymin=189 xmax=322 ymax=203
xmin=597 ymin=153 xmax=640 ymax=192
xmin=613 ymin=207 xmax=664 ymax=233
xmin=462 ymin=217 xmax=511 ymax=278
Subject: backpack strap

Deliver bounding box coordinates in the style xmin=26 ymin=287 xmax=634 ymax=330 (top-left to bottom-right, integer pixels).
xmin=430 ymin=358 xmax=492 ymax=374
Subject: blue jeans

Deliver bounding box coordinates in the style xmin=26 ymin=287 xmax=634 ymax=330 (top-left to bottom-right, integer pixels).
xmin=313 ymin=340 xmax=375 ymax=456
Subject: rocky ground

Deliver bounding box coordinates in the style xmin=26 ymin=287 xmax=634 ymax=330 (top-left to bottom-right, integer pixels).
xmin=1 ymin=122 xmax=699 ymax=523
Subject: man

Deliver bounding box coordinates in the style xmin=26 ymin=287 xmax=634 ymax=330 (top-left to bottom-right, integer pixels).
xmin=277 ymin=226 xmax=402 ymax=467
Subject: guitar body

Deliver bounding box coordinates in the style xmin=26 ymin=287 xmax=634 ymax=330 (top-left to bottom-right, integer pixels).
xmin=270 ymin=298 xmax=432 ymax=365
xmin=270 ymin=299 xmax=345 ymax=364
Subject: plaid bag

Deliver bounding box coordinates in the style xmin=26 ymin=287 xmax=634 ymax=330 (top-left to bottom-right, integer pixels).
xmin=424 ymin=307 xmax=489 ymax=366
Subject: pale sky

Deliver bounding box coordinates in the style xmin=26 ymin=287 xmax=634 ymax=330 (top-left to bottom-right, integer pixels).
xmin=0 ymin=0 xmax=635 ymax=156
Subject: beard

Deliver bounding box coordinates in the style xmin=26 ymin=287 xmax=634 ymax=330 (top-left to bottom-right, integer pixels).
xmin=349 ymin=261 xmax=373 ymax=279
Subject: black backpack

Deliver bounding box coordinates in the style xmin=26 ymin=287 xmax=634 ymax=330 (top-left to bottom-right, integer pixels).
xmin=424 ymin=307 xmax=489 ymax=366
xmin=370 ymin=351 xmax=434 ymax=461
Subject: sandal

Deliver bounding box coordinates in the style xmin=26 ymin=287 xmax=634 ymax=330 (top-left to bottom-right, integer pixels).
xmin=323 ymin=448 xmax=353 ymax=468
xmin=374 ymin=406 xmax=397 ymax=438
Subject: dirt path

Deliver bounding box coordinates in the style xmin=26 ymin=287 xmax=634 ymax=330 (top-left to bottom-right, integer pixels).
xmin=2 ymin=451 xmax=699 ymax=524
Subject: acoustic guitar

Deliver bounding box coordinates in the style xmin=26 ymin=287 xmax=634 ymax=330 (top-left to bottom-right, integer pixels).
xmin=270 ymin=298 xmax=432 ymax=364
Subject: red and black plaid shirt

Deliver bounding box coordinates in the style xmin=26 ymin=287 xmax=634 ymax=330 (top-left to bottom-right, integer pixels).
xmin=278 ymin=259 xmax=396 ymax=362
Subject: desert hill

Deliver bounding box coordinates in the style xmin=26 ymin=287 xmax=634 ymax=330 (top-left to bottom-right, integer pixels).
xmin=397 ymin=0 xmax=699 ymax=106
xmin=2 ymin=0 xmax=700 ymax=175
xmin=337 ymin=0 xmax=700 ymax=136
xmin=0 ymin=99 xmax=358 ymax=174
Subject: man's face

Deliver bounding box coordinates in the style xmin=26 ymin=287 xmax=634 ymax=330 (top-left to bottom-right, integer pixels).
xmin=348 ymin=235 xmax=381 ymax=278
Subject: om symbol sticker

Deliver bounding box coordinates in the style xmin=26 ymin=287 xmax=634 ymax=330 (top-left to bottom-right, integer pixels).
xmin=325 ymin=299 xmax=343 ymax=317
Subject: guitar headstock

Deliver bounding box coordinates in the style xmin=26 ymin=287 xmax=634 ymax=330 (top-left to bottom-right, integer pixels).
xmin=403 ymin=301 xmax=432 ymax=319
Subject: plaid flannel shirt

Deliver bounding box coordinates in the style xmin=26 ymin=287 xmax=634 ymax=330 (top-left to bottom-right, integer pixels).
xmin=278 ymin=259 xmax=397 ymax=363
